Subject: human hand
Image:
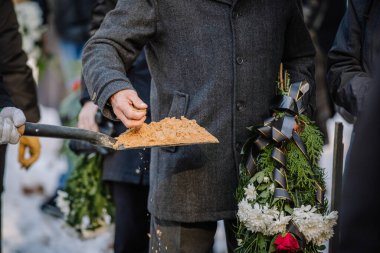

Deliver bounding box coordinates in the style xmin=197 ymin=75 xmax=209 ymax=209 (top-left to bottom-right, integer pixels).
xmin=18 ymin=136 xmax=41 ymax=169
xmin=0 ymin=107 xmax=26 ymax=144
xmin=109 ymin=89 xmax=148 ymax=128
xmin=78 ymin=101 xmax=99 ymax=132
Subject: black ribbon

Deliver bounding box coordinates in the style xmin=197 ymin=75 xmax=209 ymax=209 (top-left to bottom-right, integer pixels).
xmin=315 ymin=183 xmax=324 ymax=205
xmin=272 ymin=146 xmax=289 ymax=201
xmin=274 ymin=168 xmax=287 ymax=189
xmin=287 ymin=221 xmax=306 ymax=248
xmin=274 ymin=188 xmax=292 ymax=201
xmin=272 ymin=116 xmax=295 ymax=143
xmin=246 ymin=148 xmax=257 ymax=176
xmin=272 ymin=147 xmax=286 ymax=167
xmin=244 ymin=81 xmax=324 ymax=206
xmin=272 ymin=149 xmax=290 ymax=203
xmin=245 ymin=136 xmax=271 ymax=176
xmin=274 ymin=95 xmax=298 ymax=114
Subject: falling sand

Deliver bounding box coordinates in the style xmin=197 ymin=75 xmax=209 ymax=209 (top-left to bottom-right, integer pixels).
xmin=113 ymin=117 xmax=219 ymax=149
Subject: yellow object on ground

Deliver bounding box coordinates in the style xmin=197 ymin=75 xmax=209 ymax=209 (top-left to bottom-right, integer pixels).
xmin=18 ymin=136 xmax=41 ymax=169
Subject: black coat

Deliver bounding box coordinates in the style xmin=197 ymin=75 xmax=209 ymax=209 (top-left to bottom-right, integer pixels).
xmin=81 ymin=0 xmax=151 ymax=185
xmin=338 ymin=72 xmax=380 ymax=253
xmin=315 ymin=0 xmax=347 ymax=54
xmin=328 ymin=0 xmax=379 ymax=117
xmin=0 ymin=75 xmax=13 ymax=108
xmin=0 ymin=0 xmax=40 ymax=122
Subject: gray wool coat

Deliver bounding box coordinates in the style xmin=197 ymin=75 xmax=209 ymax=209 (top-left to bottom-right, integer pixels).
xmin=82 ymin=0 xmax=315 ymax=222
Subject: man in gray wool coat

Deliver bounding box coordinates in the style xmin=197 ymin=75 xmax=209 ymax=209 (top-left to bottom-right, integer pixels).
xmin=82 ymin=0 xmax=315 ymax=252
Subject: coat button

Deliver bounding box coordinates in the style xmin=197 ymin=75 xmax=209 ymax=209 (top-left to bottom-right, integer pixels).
xmin=91 ymin=92 xmax=97 ymax=101
xmin=135 ymin=168 xmax=141 ymax=174
xmin=236 ymin=57 xmax=244 ymax=65
xmin=236 ymin=101 xmax=245 ymax=111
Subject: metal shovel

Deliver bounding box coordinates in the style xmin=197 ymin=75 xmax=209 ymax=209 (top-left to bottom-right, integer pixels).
xmin=18 ymin=122 xmax=218 ymax=150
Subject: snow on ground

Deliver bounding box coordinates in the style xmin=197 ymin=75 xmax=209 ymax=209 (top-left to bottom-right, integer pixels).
xmin=2 ymin=106 xmax=113 ymax=253
xmin=2 ymin=107 xmax=353 ymax=253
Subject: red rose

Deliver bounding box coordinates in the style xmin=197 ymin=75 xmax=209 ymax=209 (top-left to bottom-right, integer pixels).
xmin=274 ymin=233 xmax=300 ymax=253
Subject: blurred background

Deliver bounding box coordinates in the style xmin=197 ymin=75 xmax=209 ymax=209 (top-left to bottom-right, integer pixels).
xmin=2 ymin=0 xmax=351 ymax=253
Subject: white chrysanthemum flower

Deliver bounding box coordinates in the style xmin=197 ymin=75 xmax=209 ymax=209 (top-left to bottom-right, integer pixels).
xmin=292 ymin=205 xmax=338 ymax=245
xmin=237 ymin=200 xmax=291 ymax=236
xmin=267 ymin=210 xmax=292 ymax=235
xmin=14 ymin=2 xmax=45 ymax=59
xmin=56 ymin=190 xmax=70 ymax=218
xmin=237 ymin=200 xmax=265 ymax=233
xmin=244 ymin=183 xmax=258 ymax=201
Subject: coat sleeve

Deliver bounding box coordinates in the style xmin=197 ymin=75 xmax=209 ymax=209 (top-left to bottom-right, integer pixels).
xmin=327 ymin=0 xmax=372 ymax=116
xmin=0 ymin=0 xmax=40 ymax=122
xmin=80 ymin=0 xmax=118 ymax=105
xmin=82 ymin=0 xmax=157 ymax=119
xmin=0 ymin=75 xmax=14 ymax=108
xmin=282 ymin=0 xmax=316 ymax=115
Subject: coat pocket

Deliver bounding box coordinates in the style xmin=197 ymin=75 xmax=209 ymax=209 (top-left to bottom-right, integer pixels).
xmin=162 ymin=91 xmax=190 ymax=153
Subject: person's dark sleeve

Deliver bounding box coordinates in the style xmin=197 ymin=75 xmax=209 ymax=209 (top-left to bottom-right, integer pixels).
xmin=338 ymin=75 xmax=380 ymax=253
xmin=282 ymin=0 xmax=316 ymax=115
xmin=0 ymin=0 xmax=40 ymax=122
xmin=82 ymin=0 xmax=157 ymax=120
xmin=90 ymin=0 xmax=117 ymax=36
xmin=80 ymin=0 xmax=118 ymax=105
xmin=80 ymin=76 xmax=92 ymax=105
xmin=327 ymin=0 xmax=372 ymax=116
xmin=0 ymin=75 xmax=14 ymax=108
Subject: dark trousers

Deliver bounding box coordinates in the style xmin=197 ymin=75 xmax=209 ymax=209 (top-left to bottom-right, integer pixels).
xmin=0 ymin=145 xmax=5 ymax=191
xmin=150 ymin=217 xmax=237 ymax=253
xmin=0 ymin=144 xmax=7 ymax=253
xmin=111 ymin=182 xmax=150 ymax=253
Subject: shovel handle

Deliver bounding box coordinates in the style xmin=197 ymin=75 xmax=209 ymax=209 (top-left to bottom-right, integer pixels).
xmin=17 ymin=122 xmax=116 ymax=148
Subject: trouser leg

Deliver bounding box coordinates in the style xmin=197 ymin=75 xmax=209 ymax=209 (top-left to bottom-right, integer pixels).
xmin=111 ymin=182 xmax=150 ymax=253
xmin=0 ymin=145 xmax=5 ymax=192
xmin=150 ymin=216 xmax=217 ymax=253
xmin=0 ymin=144 xmax=7 ymax=253
xmin=224 ymin=219 xmax=238 ymax=253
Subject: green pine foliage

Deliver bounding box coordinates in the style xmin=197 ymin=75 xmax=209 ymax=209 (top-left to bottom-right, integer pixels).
xmin=299 ymin=114 xmax=324 ymax=168
xmin=64 ymin=153 xmax=114 ymax=234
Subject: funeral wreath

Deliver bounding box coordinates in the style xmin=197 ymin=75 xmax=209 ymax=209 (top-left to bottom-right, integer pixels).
xmin=236 ymin=67 xmax=338 ymax=253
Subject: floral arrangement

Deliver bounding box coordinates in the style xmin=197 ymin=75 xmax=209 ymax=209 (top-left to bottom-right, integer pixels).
xmin=57 ymin=153 xmax=114 ymax=238
xmin=236 ymin=67 xmax=338 ymax=253
xmin=14 ymin=1 xmax=45 ymax=60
